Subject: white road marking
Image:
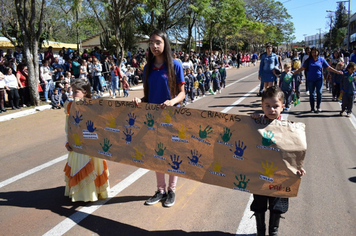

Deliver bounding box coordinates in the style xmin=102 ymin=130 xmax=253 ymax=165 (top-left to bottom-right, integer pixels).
xmin=225 ymin=72 xmax=258 ymax=89
xmin=0 ymin=154 xmax=68 ymax=189
xmin=349 ymin=113 xmax=356 ymax=129
xmin=42 ymin=168 xmax=149 ymax=236
xmin=235 ymin=195 xmax=256 ymax=235
xmin=221 ymin=85 xmax=260 ymax=114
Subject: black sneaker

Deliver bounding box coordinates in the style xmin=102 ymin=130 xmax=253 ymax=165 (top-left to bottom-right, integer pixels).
xmin=163 ymin=190 xmax=175 ymax=207
xmin=145 ymin=191 xmax=166 ymax=205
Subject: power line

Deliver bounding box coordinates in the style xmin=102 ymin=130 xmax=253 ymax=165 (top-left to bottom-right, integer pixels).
xmin=288 ymin=0 xmax=328 ymax=10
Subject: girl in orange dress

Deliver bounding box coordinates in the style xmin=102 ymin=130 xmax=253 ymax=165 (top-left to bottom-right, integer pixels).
xmin=64 ymin=79 xmax=110 ymax=202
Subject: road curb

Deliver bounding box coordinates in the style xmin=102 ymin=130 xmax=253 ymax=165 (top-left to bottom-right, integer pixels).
xmin=0 ymin=104 xmax=52 ymax=123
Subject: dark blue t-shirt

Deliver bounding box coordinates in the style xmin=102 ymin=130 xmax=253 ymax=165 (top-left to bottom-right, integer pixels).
xmin=144 ymin=59 xmax=184 ymax=104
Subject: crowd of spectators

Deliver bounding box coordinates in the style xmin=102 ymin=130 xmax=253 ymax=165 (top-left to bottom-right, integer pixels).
xmin=0 ymin=44 xmax=262 ymax=112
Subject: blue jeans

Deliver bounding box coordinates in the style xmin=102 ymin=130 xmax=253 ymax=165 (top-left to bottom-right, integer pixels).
xmin=43 ymin=79 xmax=52 ymax=101
xmin=93 ymin=76 xmax=103 ymax=93
xmin=123 ymin=89 xmax=129 ymax=97
xmin=307 ymin=79 xmax=323 ymax=110
xmin=283 ymin=90 xmax=292 ymax=108
xmin=111 ymin=76 xmax=119 ymax=95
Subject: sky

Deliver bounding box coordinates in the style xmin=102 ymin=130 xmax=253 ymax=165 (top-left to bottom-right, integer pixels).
xmin=283 ymin=0 xmax=356 ymax=42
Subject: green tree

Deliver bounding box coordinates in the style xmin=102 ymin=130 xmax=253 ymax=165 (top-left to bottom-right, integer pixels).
xmin=331 ymin=2 xmax=348 ymax=48
xmin=88 ymin=0 xmax=140 ymax=66
xmin=0 ymin=0 xmax=46 ymax=106
xmin=244 ymin=0 xmax=294 ymax=46
xmin=203 ymin=0 xmax=245 ymax=53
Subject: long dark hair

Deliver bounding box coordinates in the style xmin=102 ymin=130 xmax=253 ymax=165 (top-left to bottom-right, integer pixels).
xmin=304 ymin=47 xmax=319 ymax=71
xmin=143 ymin=30 xmax=176 ymax=102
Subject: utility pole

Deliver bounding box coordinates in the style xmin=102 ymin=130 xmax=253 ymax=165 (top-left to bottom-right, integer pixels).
xmin=317 ymin=28 xmax=322 ymax=51
xmin=303 ymin=34 xmax=307 ymax=47
xmin=326 ymin=10 xmax=334 ymax=48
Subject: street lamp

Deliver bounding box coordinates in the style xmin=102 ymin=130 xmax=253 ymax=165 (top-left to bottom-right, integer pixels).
xmin=337 ymin=0 xmax=351 ymax=50
xmin=303 ymin=34 xmax=307 ymax=46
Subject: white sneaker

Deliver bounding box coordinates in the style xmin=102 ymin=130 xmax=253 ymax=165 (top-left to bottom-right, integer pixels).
xmin=113 ymin=95 xmax=116 ymax=99
xmin=219 ymin=90 xmax=221 ymax=94
xmin=306 ymin=91 xmax=310 ymax=95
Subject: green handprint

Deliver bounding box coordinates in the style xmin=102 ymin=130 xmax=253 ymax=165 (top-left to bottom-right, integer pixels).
xmin=155 ymin=142 xmax=166 ymax=156
xmin=144 ymin=113 xmax=155 ymax=127
xmin=262 ymin=130 xmax=276 ymax=146
xmin=220 ymin=127 xmax=232 ymax=142
xmin=199 ymin=125 xmax=213 ymax=139
xmin=234 ymin=174 xmax=250 ymax=189
xmin=100 ymin=138 xmax=112 ymax=152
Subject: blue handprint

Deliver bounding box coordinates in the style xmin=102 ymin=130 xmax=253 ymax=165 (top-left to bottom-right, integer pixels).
xmin=126 ymin=113 xmax=137 ymax=126
xmin=123 ymin=128 xmax=134 ymax=142
xmin=187 ymin=150 xmax=201 ymax=164
xmin=262 ymin=130 xmax=276 ymax=146
xmin=230 ymin=140 xmax=247 ymax=157
xmin=169 ymin=154 xmax=182 ymax=170
xmin=73 ymin=111 xmax=83 ymax=124
xmin=86 ymin=120 xmax=97 ymax=133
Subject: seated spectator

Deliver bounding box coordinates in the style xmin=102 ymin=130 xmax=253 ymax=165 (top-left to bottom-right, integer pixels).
xmin=51 ymin=88 xmax=62 ymax=109
xmin=60 ymin=88 xmax=68 ymax=106
xmin=55 ymin=74 xmax=65 ymax=90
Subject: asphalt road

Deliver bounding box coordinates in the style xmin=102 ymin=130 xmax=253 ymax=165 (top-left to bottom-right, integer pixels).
xmin=0 ymin=64 xmax=355 ymax=236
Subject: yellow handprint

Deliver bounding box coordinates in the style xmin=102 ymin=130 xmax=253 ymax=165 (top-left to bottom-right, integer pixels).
xmin=258 ymin=160 xmax=278 ymax=177
xmin=132 ymin=146 xmax=145 ymax=160
xmin=212 ymin=161 xmax=222 ymax=172
xmin=72 ymin=133 xmax=83 ymax=146
xmin=161 ymin=108 xmax=174 ymax=123
xmin=177 ymin=124 xmax=188 ymax=139
xmin=106 ymin=116 xmax=116 ymax=128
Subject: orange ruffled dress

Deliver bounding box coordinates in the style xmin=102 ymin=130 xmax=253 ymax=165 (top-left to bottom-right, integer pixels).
xmin=64 ymin=101 xmax=110 ymax=202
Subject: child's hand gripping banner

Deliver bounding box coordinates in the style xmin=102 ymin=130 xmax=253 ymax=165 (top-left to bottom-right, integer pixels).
xmin=68 ymin=99 xmax=307 ymax=198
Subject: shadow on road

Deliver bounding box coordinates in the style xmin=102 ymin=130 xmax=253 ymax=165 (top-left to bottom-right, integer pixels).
xmin=348 ymin=176 xmax=356 ymax=183
xmin=0 ymin=187 xmax=236 ymax=235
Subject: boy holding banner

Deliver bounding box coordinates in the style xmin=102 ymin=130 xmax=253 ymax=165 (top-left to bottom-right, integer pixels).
xmin=251 ymin=86 xmax=306 ymax=236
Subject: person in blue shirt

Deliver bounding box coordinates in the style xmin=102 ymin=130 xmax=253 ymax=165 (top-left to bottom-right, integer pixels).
xmin=133 ymin=30 xmax=185 ymax=207
xmin=340 ymin=62 xmax=356 ymax=117
xmin=212 ymin=65 xmax=221 ymax=94
xmin=251 ymin=52 xmax=258 ymax=66
xmin=279 ymin=63 xmax=294 ymax=111
xmin=349 ymin=48 xmax=356 ymax=64
xmin=293 ymin=47 xmax=343 ymax=113
xmin=258 ymin=43 xmax=279 ymax=95
xmin=204 ymin=66 xmax=213 ymax=94
xmin=218 ymin=62 xmax=227 ymax=89
xmin=196 ymin=67 xmax=206 ymax=97
xmin=186 ymin=68 xmax=196 ymax=102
